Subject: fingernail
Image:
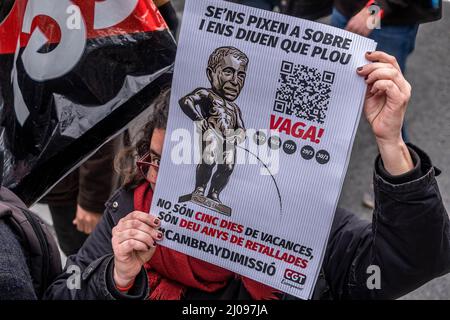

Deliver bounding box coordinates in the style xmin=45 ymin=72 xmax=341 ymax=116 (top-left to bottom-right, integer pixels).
xmin=366 ymin=51 xmax=372 ymax=55
xmin=157 ymin=232 xmax=163 ymax=240
xmin=154 ymin=218 xmax=160 ymax=225
xmin=357 ymin=66 xmax=363 ymax=72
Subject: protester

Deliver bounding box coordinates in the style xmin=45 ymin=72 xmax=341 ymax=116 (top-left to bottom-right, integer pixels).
xmin=230 ymin=0 xmax=333 ymax=21
xmin=0 ymin=179 xmax=61 ymax=300
xmin=332 ymin=0 xmax=442 ymax=142
xmin=44 ymin=51 xmax=450 ymax=300
xmin=0 ymin=0 xmax=13 ymax=23
xmin=154 ymin=0 xmax=179 ymax=36
xmin=230 ymin=0 xmax=280 ymax=11
xmin=0 ymin=219 xmax=37 ymax=300
xmin=40 ymin=140 xmax=117 ymax=257
xmin=332 ymin=0 xmax=442 ymax=208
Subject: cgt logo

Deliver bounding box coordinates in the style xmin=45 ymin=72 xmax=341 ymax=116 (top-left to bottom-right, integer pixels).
xmin=284 ymin=269 xmax=307 ymax=286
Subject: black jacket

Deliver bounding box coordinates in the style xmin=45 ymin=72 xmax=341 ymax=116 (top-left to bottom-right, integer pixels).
xmin=0 ymin=186 xmax=62 ymax=300
xmin=0 ymin=220 xmax=37 ymax=300
xmin=44 ymin=144 xmax=450 ymax=300
xmin=281 ymin=0 xmax=333 ymax=21
xmin=334 ymin=0 xmax=442 ymax=25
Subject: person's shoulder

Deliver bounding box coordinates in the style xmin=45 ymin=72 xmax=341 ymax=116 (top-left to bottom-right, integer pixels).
xmin=104 ymin=187 xmax=135 ymax=225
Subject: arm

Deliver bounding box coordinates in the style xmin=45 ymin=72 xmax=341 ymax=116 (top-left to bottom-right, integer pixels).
xmin=345 ymin=1 xmax=380 ymax=37
xmin=345 ymin=0 xmax=410 ymax=37
xmin=323 ymin=145 xmax=450 ymax=299
xmin=73 ymin=139 xmax=116 ymax=234
xmin=77 ymin=139 xmax=116 ymax=214
xmin=322 ymin=51 xmax=450 ymax=299
xmin=154 ymin=0 xmax=179 ymax=36
xmin=44 ymin=191 xmax=150 ymax=300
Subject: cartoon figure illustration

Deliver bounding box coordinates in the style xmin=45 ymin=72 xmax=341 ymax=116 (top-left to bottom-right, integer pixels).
xmin=178 ymin=46 xmax=249 ymax=215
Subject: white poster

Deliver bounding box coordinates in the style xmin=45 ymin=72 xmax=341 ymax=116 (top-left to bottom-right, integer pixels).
xmin=151 ymin=0 xmax=377 ymax=299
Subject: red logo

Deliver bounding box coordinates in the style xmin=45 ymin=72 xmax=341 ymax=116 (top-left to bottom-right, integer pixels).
xmin=284 ymin=269 xmax=307 ymax=285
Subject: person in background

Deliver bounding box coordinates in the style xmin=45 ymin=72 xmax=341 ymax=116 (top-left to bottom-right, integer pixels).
xmin=0 ymin=168 xmax=61 ymax=300
xmin=230 ymin=0 xmax=280 ymax=11
xmin=40 ymin=140 xmax=117 ymax=256
xmin=39 ymin=0 xmax=180 ymax=257
xmin=153 ymin=0 xmax=179 ymax=36
xmin=45 ymin=52 xmax=450 ymax=300
xmin=39 ymin=0 xmax=179 ymax=258
xmin=280 ymin=0 xmax=333 ymax=20
xmin=0 ymin=219 xmax=37 ymax=300
xmin=332 ymin=0 xmax=441 ymax=141
xmin=332 ymin=0 xmax=442 ymax=208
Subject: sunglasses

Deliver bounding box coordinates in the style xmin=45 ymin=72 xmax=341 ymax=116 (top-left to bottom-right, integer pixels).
xmin=136 ymin=151 xmax=160 ymax=182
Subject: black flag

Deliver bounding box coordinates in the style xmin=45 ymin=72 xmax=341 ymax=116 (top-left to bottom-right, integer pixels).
xmin=0 ymin=0 xmax=176 ymax=205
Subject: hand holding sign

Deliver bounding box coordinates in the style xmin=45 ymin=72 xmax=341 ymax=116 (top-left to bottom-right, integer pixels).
xmin=357 ymin=51 xmax=414 ymax=175
xmin=153 ymin=0 xmax=377 ymax=299
xmin=359 ymin=51 xmax=411 ymax=140
xmin=112 ymin=211 xmax=162 ymax=288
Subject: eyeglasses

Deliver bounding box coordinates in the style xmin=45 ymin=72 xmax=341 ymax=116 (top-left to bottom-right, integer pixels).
xmin=136 ymin=151 xmax=160 ymax=181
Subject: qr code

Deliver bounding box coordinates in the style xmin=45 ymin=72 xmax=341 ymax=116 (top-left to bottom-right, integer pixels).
xmin=274 ymin=61 xmax=334 ymax=124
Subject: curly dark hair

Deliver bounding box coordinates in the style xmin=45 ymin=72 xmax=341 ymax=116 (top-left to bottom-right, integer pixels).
xmin=114 ymin=89 xmax=170 ymax=189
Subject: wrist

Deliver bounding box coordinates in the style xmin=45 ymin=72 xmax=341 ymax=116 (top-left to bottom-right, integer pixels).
xmin=375 ymin=135 xmax=404 ymax=150
xmin=116 ymin=279 xmax=135 ymax=293
xmin=376 ymin=138 xmax=414 ymax=176
xmin=113 ymin=265 xmax=135 ymax=289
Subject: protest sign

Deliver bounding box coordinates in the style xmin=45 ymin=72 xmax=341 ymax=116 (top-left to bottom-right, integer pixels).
xmin=151 ymin=0 xmax=376 ymax=299
xmin=0 ymin=0 xmax=176 ymax=205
